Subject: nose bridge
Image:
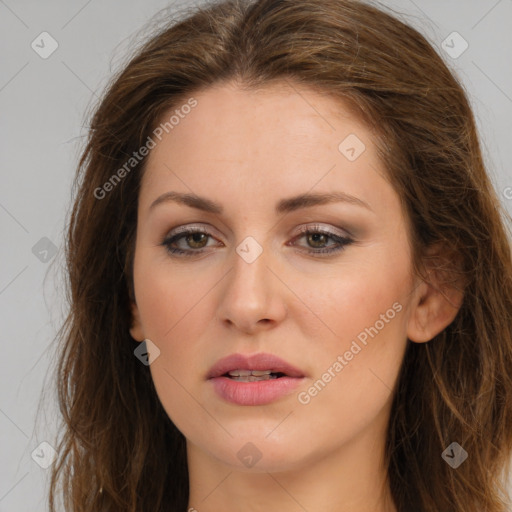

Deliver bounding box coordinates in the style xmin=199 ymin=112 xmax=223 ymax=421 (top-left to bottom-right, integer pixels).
xmin=230 ymin=233 xmax=272 ymax=301
xmin=216 ymin=232 xmax=286 ymax=331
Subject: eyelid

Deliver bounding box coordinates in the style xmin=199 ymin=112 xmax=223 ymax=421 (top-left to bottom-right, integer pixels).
xmin=165 ymin=223 xmax=220 ymax=238
xmin=293 ymin=223 xmax=352 ymax=239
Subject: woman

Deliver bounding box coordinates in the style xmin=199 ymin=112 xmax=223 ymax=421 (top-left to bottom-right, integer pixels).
xmin=48 ymin=0 xmax=512 ymax=511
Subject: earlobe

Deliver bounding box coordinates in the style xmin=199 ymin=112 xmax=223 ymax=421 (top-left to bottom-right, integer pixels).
xmin=129 ymin=301 xmax=145 ymax=342
xmin=406 ymin=244 xmax=465 ymax=343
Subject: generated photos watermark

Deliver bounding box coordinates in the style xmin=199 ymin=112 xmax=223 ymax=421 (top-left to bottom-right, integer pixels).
xmin=297 ymin=301 xmax=403 ymax=405
xmin=94 ymin=97 xmax=198 ymax=200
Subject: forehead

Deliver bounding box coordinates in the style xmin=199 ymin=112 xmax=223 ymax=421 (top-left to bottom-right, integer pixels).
xmin=138 ymin=81 xmax=393 ymax=218
xmin=159 ymin=81 xmax=369 ymax=157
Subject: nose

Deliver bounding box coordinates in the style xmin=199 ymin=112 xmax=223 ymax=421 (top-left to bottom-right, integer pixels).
xmin=215 ymin=237 xmax=288 ymax=335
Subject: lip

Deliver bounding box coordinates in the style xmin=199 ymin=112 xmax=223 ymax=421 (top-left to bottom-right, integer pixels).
xmin=207 ymin=352 xmax=306 ymax=406
xmin=207 ymin=352 xmax=305 ymax=379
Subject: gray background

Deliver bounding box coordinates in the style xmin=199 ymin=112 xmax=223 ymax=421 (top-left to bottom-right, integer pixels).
xmin=1 ymin=0 xmax=511 ymax=510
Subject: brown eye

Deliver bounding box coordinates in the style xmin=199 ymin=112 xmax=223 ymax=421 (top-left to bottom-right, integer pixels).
xmin=289 ymin=225 xmax=354 ymax=256
xmin=185 ymin=232 xmax=209 ymax=249
xmin=306 ymin=232 xmax=330 ymax=249
xmin=162 ymin=227 xmax=219 ymax=256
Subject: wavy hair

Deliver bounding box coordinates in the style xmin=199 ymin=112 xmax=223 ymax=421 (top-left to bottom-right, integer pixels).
xmin=48 ymin=0 xmax=512 ymax=510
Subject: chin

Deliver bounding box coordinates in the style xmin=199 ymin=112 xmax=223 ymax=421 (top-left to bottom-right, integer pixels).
xmin=209 ymin=437 xmax=311 ymax=473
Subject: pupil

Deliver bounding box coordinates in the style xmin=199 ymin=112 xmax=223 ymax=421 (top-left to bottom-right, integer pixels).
xmin=188 ymin=233 xmax=207 ymax=248
xmin=309 ymin=233 xmax=326 ymax=248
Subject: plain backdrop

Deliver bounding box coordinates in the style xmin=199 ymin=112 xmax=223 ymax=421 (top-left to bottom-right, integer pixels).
xmin=1 ymin=0 xmax=511 ymax=510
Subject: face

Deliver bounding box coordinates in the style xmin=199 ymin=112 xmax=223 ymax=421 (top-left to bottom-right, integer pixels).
xmin=129 ymin=81 xmax=429 ymax=474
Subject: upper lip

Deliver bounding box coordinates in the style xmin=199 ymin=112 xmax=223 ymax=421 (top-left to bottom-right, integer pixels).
xmin=207 ymin=352 xmax=305 ymax=379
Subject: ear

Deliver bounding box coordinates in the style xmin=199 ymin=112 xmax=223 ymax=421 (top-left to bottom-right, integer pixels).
xmin=129 ymin=301 xmax=145 ymax=342
xmin=407 ymin=242 xmax=465 ymax=343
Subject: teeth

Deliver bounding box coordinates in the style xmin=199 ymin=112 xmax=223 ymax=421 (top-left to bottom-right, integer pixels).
xmin=226 ymin=369 xmax=279 ymax=381
xmin=229 ymin=374 xmax=278 ymax=382
xmin=228 ymin=369 xmax=272 ymax=377
xmin=250 ymin=369 xmax=273 ymax=376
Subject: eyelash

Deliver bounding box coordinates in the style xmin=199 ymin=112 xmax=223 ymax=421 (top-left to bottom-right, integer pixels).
xmin=161 ymin=224 xmax=354 ymax=258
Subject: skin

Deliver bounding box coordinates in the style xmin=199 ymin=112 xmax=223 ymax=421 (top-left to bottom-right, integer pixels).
xmin=129 ymin=80 xmax=462 ymax=512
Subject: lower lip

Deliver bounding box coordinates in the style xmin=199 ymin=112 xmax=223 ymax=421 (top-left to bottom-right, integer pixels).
xmin=209 ymin=376 xmax=304 ymax=406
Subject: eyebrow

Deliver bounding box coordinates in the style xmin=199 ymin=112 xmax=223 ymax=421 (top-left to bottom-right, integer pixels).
xmin=149 ymin=190 xmax=373 ymax=214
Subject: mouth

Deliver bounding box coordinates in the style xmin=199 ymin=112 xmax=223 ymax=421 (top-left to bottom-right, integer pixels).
xmin=207 ymin=352 xmax=305 ymax=406
xmin=207 ymin=352 xmax=305 ymax=380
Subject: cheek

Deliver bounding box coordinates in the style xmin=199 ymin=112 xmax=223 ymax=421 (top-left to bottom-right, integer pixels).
xmin=133 ymin=253 xmax=216 ymax=381
xmin=301 ymin=256 xmax=409 ymax=354
xmin=293 ymin=281 xmax=407 ymax=448
xmin=294 ymin=248 xmax=410 ymax=412
xmin=309 ymin=280 xmax=407 ymax=388
xmin=134 ymin=254 xmax=215 ymax=341
xmin=135 ymin=262 xmax=214 ymax=433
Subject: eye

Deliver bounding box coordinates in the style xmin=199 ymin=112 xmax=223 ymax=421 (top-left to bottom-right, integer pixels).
xmin=288 ymin=224 xmax=354 ymax=256
xmin=161 ymin=224 xmax=354 ymax=257
xmin=161 ymin=226 xmax=220 ymax=256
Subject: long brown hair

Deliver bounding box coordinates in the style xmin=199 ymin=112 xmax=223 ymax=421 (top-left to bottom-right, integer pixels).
xmin=47 ymin=0 xmax=512 ymax=510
